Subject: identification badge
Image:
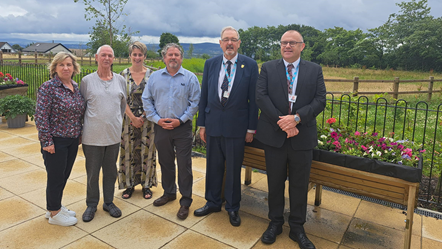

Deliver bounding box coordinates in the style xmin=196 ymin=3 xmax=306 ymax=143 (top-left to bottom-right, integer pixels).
xmin=289 ymin=95 xmax=297 ymax=103
xmin=223 ymin=91 xmax=230 ymax=98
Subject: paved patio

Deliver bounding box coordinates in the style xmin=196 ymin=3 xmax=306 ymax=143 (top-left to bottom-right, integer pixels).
xmin=0 ymin=119 xmax=442 ymax=249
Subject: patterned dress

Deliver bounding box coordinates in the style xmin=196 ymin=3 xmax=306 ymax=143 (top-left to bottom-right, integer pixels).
xmin=118 ymin=68 xmax=157 ymax=189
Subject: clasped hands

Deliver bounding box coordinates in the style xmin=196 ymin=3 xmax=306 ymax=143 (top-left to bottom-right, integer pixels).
xmin=130 ymin=115 xmax=144 ymax=128
xmin=158 ymin=118 xmax=181 ymax=130
xmin=277 ymin=115 xmax=299 ymax=138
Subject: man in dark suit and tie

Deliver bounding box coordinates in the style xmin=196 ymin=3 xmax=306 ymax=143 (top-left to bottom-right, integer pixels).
xmin=256 ymin=30 xmax=326 ymax=248
xmin=194 ymin=26 xmax=259 ymax=227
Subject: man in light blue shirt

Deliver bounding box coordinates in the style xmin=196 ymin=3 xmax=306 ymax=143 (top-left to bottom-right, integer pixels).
xmin=142 ymin=43 xmax=200 ymax=220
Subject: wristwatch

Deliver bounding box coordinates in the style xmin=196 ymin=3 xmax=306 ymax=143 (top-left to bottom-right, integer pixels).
xmin=294 ymin=114 xmax=301 ymax=124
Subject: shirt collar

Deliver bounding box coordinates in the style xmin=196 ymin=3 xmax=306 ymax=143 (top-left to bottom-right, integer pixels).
xmin=283 ymin=58 xmax=300 ymax=68
xmin=162 ymin=66 xmax=184 ymax=76
xmin=223 ymin=54 xmax=238 ymax=65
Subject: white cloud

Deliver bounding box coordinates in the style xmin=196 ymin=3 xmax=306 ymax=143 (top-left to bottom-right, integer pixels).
xmin=0 ymin=5 xmax=27 ymax=17
xmin=0 ymin=0 xmax=441 ymax=44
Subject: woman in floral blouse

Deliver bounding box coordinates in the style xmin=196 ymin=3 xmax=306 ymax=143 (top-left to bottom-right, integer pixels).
xmin=35 ymin=52 xmax=85 ymax=227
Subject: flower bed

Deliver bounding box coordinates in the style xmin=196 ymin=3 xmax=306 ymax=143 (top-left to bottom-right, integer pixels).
xmin=317 ymin=118 xmax=424 ymax=167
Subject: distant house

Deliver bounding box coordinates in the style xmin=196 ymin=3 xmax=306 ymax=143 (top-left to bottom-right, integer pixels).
xmin=0 ymin=42 xmax=16 ymax=53
xmin=23 ymin=42 xmax=71 ymax=54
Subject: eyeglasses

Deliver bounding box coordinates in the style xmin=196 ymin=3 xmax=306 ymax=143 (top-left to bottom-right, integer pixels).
xmin=280 ymin=41 xmax=303 ymax=47
xmin=221 ymin=38 xmax=239 ymax=43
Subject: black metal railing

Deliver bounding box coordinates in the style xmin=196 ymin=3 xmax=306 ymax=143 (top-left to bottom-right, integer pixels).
xmin=319 ymin=93 xmax=442 ymax=211
xmin=0 ymin=62 xmax=95 ymax=100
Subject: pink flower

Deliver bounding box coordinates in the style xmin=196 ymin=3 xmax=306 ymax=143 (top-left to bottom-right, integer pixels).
xmin=354 ymin=131 xmax=360 ymax=136
xmin=330 ymin=132 xmax=338 ymax=139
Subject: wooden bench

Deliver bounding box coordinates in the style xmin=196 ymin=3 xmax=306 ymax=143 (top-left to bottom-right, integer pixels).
xmin=242 ymin=145 xmax=418 ymax=249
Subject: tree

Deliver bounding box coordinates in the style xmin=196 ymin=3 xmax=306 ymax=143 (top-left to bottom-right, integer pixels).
xmin=187 ymin=43 xmax=194 ymax=58
xmin=87 ymin=19 xmax=132 ymax=57
xmin=74 ymin=0 xmax=130 ymax=47
xmin=11 ymin=44 xmax=23 ymax=52
xmin=317 ymin=27 xmax=365 ymax=67
xmin=158 ymin=32 xmax=180 ymax=56
xmin=369 ymin=0 xmax=441 ymax=71
xmin=74 ymin=0 xmax=139 ymax=58
xmin=201 ymin=54 xmax=211 ymax=60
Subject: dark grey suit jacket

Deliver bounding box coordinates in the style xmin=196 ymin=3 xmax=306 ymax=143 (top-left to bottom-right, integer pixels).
xmin=255 ymin=58 xmax=326 ymax=150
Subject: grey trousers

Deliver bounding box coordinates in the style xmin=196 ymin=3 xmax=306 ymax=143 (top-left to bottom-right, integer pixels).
xmin=154 ymin=121 xmax=193 ymax=207
xmin=82 ymin=143 xmax=120 ymax=207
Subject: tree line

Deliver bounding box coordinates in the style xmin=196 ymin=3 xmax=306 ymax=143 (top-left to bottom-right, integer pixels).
xmin=238 ymin=0 xmax=442 ymax=72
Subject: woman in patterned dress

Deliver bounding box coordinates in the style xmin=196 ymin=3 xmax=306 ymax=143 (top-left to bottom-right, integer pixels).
xmin=118 ymin=41 xmax=157 ymax=199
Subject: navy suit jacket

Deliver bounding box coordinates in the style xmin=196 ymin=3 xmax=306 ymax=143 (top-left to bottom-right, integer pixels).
xmin=197 ymin=54 xmax=259 ymax=138
xmin=255 ymin=58 xmax=326 ymax=150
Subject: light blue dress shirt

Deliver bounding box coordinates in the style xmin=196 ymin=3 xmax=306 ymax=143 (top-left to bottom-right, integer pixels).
xmin=142 ymin=66 xmax=201 ymax=124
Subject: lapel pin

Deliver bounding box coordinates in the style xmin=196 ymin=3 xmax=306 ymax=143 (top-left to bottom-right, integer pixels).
xmin=241 ymin=64 xmax=245 ymax=68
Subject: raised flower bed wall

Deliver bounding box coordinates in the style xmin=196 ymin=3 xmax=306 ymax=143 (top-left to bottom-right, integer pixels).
xmin=0 ymin=84 xmax=29 ymax=99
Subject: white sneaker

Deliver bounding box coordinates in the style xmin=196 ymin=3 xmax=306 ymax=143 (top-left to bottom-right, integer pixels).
xmin=48 ymin=211 xmax=77 ymax=226
xmin=45 ymin=206 xmax=76 ymax=219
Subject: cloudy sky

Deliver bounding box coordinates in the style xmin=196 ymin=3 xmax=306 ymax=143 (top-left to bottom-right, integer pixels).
xmin=1 ymin=0 xmax=441 ymax=44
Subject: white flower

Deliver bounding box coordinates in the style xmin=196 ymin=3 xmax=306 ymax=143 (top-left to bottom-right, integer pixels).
xmin=376 ymin=151 xmax=382 ymax=156
xmin=318 ymin=140 xmax=324 ymax=145
xmin=320 ymin=135 xmax=327 ymax=139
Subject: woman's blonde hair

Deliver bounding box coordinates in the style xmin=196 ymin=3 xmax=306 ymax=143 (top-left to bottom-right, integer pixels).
xmin=129 ymin=41 xmax=148 ymax=56
xmin=48 ymin=52 xmax=81 ymax=79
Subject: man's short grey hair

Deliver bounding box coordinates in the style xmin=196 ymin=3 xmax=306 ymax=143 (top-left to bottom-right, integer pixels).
xmin=96 ymin=45 xmax=114 ymax=56
xmin=161 ymin=43 xmax=184 ymax=58
xmin=220 ymin=26 xmax=240 ymax=40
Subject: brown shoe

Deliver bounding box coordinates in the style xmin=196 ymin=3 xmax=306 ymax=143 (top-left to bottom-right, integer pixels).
xmin=177 ymin=205 xmax=189 ymax=220
xmin=153 ymin=195 xmax=176 ymax=206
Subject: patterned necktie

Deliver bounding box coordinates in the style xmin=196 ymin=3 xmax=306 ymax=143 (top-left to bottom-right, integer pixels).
xmin=221 ymin=61 xmax=232 ymax=106
xmin=287 ymin=63 xmax=294 ymax=114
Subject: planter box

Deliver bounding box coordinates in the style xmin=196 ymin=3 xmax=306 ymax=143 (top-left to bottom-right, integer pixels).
xmin=6 ymin=114 xmax=26 ymax=128
xmin=312 ymin=149 xmax=422 ymax=183
xmin=242 ymin=139 xmax=419 ymax=249
xmin=0 ymin=84 xmax=29 ymax=99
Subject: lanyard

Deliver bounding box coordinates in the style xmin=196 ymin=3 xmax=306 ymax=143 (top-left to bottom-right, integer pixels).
xmin=223 ymin=60 xmax=237 ymax=91
xmin=286 ymin=63 xmax=299 ymax=96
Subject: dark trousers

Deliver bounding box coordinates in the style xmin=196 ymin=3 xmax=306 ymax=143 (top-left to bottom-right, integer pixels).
xmin=205 ymin=136 xmax=245 ymax=211
xmin=154 ymin=121 xmax=193 ymax=207
xmin=264 ymin=140 xmax=312 ymax=232
xmin=82 ymin=143 xmax=120 ymax=207
xmin=42 ymin=136 xmax=79 ymax=211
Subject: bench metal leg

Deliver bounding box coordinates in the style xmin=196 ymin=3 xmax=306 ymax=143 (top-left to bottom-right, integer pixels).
xmin=315 ymin=184 xmax=322 ymax=206
xmin=403 ymin=185 xmax=416 ymax=249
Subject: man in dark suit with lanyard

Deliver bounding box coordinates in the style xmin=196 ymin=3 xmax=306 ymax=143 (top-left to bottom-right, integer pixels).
xmin=256 ymin=30 xmax=326 ymax=248
xmin=194 ymin=26 xmax=259 ymax=226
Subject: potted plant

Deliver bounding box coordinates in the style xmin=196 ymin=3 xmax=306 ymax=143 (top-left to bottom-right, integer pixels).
xmin=0 ymin=94 xmax=35 ymax=128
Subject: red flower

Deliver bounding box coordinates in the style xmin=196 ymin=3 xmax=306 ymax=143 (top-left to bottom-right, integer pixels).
xmin=0 ymin=72 xmax=4 ymax=77
xmin=327 ymin=118 xmax=336 ymax=124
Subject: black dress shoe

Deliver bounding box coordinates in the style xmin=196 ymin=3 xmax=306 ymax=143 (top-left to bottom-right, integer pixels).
xmin=228 ymin=211 xmax=241 ymax=226
xmin=193 ymin=204 xmax=221 ymax=216
xmin=289 ymin=231 xmax=316 ymax=249
xmin=261 ymin=223 xmax=282 ymax=244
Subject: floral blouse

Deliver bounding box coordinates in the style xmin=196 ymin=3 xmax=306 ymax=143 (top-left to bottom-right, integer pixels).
xmin=35 ymin=75 xmax=85 ymax=147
